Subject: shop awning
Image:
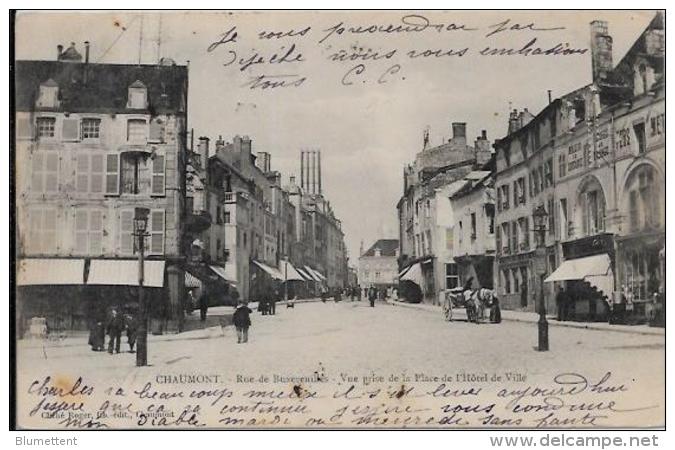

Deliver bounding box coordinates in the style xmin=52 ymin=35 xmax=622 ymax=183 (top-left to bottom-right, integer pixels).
xmin=544 ymin=254 xmax=611 ymax=283
xmin=253 ymin=260 xmax=284 ymax=280
xmin=279 ymin=260 xmax=305 ymax=282
xmin=303 ymin=266 xmax=323 ymax=282
xmin=185 ymin=271 xmax=202 ymax=289
xmin=585 ymin=271 xmax=614 ymax=298
xmin=17 ymin=258 xmax=85 ymax=286
xmin=400 ymin=262 xmax=423 ymax=284
xmin=296 ymin=267 xmax=312 ymax=281
xmin=209 ymin=265 xmax=237 ymax=285
xmin=87 ymin=260 xmax=165 ymax=288
xmin=398 ymin=266 xmax=412 ymax=278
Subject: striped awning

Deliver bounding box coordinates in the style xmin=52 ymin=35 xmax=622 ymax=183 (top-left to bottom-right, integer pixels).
xmin=253 ymin=260 xmax=284 ymax=280
xmin=279 ymin=260 xmax=305 ymax=282
xmin=303 ymin=266 xmax=324 ymax=282
xmin=185 ymin=272 xmax=202 ymax=289
xmin=87 ymin=260 xmax=165 ymax=288
xmin=17 ymin=258 xmax=85 ymax=286
xmin=210 ymin=265 xmax=237 ymax=285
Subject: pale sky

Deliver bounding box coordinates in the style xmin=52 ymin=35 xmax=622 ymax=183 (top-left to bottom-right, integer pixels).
xmin=15 ymin=10 xmax=655 ymax=263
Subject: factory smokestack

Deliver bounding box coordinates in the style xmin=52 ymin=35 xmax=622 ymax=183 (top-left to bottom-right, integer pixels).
xmin=318 ymin=150 xmax=322 ymax=195
xmin=300 ymin=151 xmax=305 ymax=190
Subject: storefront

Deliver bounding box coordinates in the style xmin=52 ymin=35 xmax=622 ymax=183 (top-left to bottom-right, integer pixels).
xmin=545 ymin=234 xmax=615 ymax=322
xmin=615 ymin=230 xmax=664 ymax=324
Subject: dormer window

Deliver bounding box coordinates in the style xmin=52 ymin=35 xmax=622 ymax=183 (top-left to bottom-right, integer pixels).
xmin=374 ymin=248 xmax=381 ymax=257
xmin=127 ymin=80 xmax=148 ymax=109
xmin=37 ymin=79 xmax=59 ymax=109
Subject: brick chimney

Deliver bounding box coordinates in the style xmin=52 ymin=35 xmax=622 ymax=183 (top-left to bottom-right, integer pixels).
xmin=451 ymin=122 xmax=467 ymax=146
xmin=197 ymin=137 xmax=209 ymax=170
xmin=590 ymin=20 xmax=613 ymax=82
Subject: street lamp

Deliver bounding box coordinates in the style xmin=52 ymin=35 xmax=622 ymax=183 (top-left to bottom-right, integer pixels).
xmin=532 ymin=204 xmax=549 ymax=352
xmin=134 ymin=207 xmax=150 ymax=367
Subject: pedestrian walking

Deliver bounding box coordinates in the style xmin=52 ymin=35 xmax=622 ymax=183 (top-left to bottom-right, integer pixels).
xmin=124 ymin=312 xmax=138 ymax=353
xmin=199 ymin=291 xmax=209 ymax=322
xmin=368 ymin=286 xmax=376 ymax=307
xmin=106 ymin=307 xmax=124 ymax=354
xmin=88 ymin=319 xmax=105 ymax=352
xmin=233 ymin=301 xmax=253 ymax=343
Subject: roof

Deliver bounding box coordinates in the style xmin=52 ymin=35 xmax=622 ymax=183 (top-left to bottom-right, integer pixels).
xmin=362 ymin=239 xmax=399 ymax=257
xmin=15 ymin=60 xmax=188 ymax=114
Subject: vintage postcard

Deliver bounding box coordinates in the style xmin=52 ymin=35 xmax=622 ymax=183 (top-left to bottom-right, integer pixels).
xmin=12 ymin=10 xmax=665 ymax=430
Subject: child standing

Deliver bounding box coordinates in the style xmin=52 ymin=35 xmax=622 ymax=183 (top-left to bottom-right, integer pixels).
xmin=233 ymin=301 xmax=253 ymax=343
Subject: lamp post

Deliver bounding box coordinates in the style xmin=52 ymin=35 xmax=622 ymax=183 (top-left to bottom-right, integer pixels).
xmin=134 ymin=207 xmax=150 ymax=367
xmin=532 ymin=204 xmax=549 ymax=352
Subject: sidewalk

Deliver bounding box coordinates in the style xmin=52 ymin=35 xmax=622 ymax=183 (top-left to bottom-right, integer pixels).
xmin=19 ymin=297 xmax=326 ymax=349
xmin=387 ymin=299 xmax=665 ymax=336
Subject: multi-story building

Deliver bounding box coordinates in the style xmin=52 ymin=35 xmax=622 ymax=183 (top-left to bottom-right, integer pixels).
xmin=397 ymin=122 xmax=492 ymax=304
xmin=15 ymin=43 xmax=189 ymax=333
xmin=358 ymin=239 xmax=399 ymax=289
xmin=494 ymin=13 xmax=664 ymax=322
xmin=449 ymin=168 xmax=496 ymax=289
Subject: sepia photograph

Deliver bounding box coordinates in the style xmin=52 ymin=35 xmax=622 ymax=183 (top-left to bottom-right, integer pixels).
xmin=10 ymin=9 xmax=665 ymax=431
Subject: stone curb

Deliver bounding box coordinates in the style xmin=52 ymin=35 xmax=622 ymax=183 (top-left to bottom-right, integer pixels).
xmin=387 ymin=300 xmax=664 ymax=336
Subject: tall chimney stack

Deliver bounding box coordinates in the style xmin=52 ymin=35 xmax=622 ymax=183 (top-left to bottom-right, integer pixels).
xmin=57 ymin=44 xmax=63 ymax=60
xmin=311 ymin=151 xmax=316 ymax=194
xmin=451 ymin=122 xmax=467 ymax=146
xmin=197 ymin=137 xmax=210 ymax=170
xmin=84 ymin=41 xmax=90 ymax=63
xmin=300 ymin=151 xmax=305 ymax=190
xmin=590 ymin=20 xmax=613 ymax=82
xmin=318 ymin=150 xmax=322 ymax=195
xmin=305 ymin=151 xmax=310 ymax=193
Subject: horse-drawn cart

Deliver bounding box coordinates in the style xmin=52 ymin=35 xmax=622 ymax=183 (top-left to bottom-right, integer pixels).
xmin=441 ymin=287 xmax=501 ymax=324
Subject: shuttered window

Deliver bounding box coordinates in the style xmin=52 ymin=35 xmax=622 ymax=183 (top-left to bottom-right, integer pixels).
xmin=150 ymin=210 xmax=165 ymax=255
xmin=75 ymin=153 xmax=104 ymax=194
xmin=149 ymin=120 xmax=164 ymax=143
xmin=105 ymin=153 xmax=120 ymax=195
xmin=127 ymin=119 xmax=148 ymax=144
xmin=31 ymin=152 xmax=59 ymax=194
xmin=27 ymin=208 xmax=57 ymax=254
xmin=16 ymin=117 xmax=33 ymax=139
xmin=151 ymin=155 xmax=165 ymax=196
xmin=119 ymin=209 xmax=135 ymax=255
xmin=62 ymin=118 xmax=80 ymax=141
xmin=74 ymin=209 xmax=103 ymax=255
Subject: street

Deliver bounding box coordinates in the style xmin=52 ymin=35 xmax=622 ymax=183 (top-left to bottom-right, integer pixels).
xmin=16 ymin=300 xmax=665 ymax=428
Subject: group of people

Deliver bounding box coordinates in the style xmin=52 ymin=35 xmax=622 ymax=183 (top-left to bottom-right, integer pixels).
xmin=88 ymin=306 xmax=137 ymax=354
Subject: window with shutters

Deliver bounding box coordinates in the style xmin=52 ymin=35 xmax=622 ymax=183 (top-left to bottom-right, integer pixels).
xmin=74 ymin=209 xmax=103 ymax=255
xmin=27 ymin=208 xmax=57 ymax=254
xmin=151 ymin=154 xmax=165 ymax=196
xmin=81 ymin=118 xmax=101 ymax=140
xmin=31 ymin=152 xmax=59 ymax=194
xmin=127 ymin=119 xmax=148 ymax=144
xmin=36 ymin=117 xmax=56 ymax=139
xmin=62 ymin=118 xmax=80 ymax=142
xmin=16 ymin=117 xmax=33 ymax=139
xmin=105 ymin=153 xmax=120 ymax=195
xmin=76 ymin=153 xmax=105 ymax=194
xmin=149 ymin=119 xmax=164 ymax=143
xmin=120 ymin=153 xmax=151 ymax=195
xmin=150 ymin=210 xmax=165 ymax=255
xmin=119 ymin=209 xmax=135 ymax=255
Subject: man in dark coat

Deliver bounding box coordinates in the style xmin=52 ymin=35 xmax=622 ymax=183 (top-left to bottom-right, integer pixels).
xmin=106 ymin=307 xmax=124 ymax=354
xmin=556 ymin=286 xmax=570 ymax=321
xmin=124 ymin=313 xmax=138 ymax=353
xmin=233 ymin=301 xmax=253 ymax=343
xmin=199 ymin=290 xmax=209 ymax=322
xmin=368 ymin=286 xmax=377 ymax=307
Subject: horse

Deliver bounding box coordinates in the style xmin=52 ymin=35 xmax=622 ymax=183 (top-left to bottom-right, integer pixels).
xmin=463 ymin=288 xmax=501 ymax=324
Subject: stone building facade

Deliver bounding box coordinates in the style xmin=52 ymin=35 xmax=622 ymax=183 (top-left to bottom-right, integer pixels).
xmin=15 ymin=44 xmax=189 ymax=333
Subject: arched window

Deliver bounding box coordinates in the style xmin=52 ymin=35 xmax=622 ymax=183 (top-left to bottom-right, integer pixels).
xmin=577 ymin=178 xmax=606 ymax=237
xmin=626 ymin=165 xmax=662 ymax=232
